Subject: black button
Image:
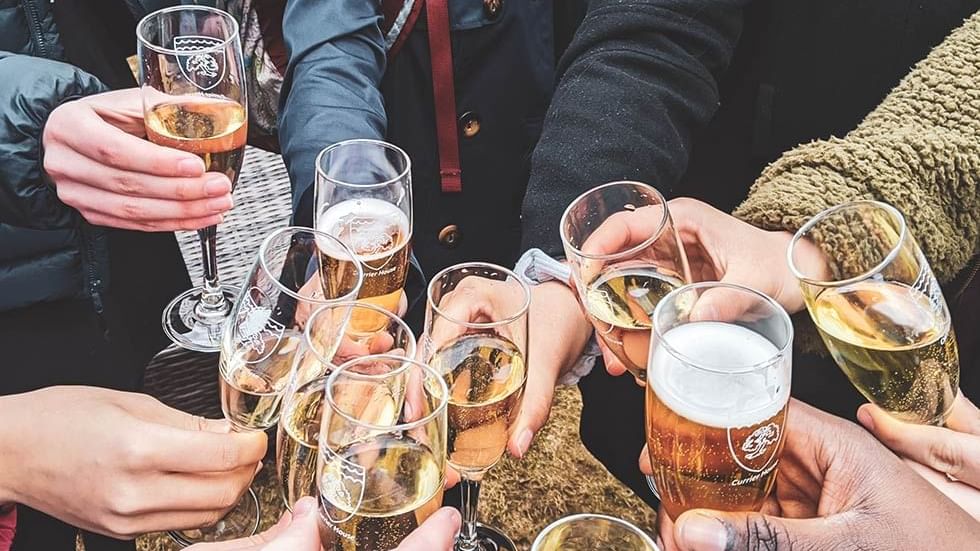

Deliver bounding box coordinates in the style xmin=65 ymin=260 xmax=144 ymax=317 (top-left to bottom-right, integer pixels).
xmin=459 ymin=111 xmax=481 ymax=138
xmin=438 ymin=224 xmax=461 ymax=248
xmin=484 ymin=0 xmax=502 ymax=19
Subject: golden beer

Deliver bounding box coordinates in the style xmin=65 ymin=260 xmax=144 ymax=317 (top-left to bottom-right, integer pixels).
xmin=646 ymin=322 xmax=789 ymax=520
xmin=809 ymin=280 xmax=959 ymax=425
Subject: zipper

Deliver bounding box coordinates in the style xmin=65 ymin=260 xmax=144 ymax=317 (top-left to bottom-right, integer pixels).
xmin=954 ymin=253 xmax=980 ymax=306
xmin=79 ymin=223 xmax=107 ymax=334
xmin=23 ymin=0 xmax=51 ymax=59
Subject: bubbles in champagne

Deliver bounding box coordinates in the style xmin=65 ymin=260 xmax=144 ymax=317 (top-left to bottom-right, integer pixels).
xmin=277 ymin=380 xmax=324 ymax=508
xmin=220 ymin=330 xmax=302 ymax=431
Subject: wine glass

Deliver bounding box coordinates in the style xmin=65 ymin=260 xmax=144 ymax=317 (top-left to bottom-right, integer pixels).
xmin=531 ymin=514 xmax=660 ymax=551
xmin=319 ymin=355 xmax=449 ymax=550
xmin=646 ymin=282 xmax=792 ymax=521
xmin=560 ymin=181 xmax=692 ymax=385
xmin=423 ymin=262 xmax=531 ymax=551
xmin=277 ymin=302 xmax=417 ymax=510
xmin=315 ymin=139 xmax=413 ymax=322
xmin=167 ymin=227 xmax=363 ymax=546
xmin=789 ymin=201 xmax=959 ymax=425
xmin=138 ymin=5 xmax=250 ymax=352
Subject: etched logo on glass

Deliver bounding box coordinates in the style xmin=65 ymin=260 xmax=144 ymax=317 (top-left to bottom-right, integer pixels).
xmin=235 ymin=287 xmax=285 ymax=364
xmin=174 ymin=35 xmax=227 ymax=91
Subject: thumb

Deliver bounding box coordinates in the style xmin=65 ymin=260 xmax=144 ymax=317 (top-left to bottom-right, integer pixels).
xmin=396 ymin=507 xmax=461 ymax=550
xmin=688 ymin=272 xmax=761 ymax=324
xmin=263 ymin=497 xmax=322 ymax=551
xmin=674 ymin=509 xmax=840 ymax=551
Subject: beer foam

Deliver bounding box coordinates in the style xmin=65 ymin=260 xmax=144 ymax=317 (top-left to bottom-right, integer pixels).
xmin=648 ymin=322 xmax=790 ymax=429
xmin=316 ymin=198 xmax=410 ymax=261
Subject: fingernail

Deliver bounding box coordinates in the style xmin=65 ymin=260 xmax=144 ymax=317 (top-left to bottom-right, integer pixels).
xmin=292 ymin=496 xmax=317 ymax=517
xmin=204 ymin=176 xmax=232 ymax=195
xmin=435 ymin=507 xmax=461 ymax=526
xmin=254 ymin=461 xmax=264 ymax=476
xmin=692 ymin=304 xmax=719 ymax=323
xmin=209 ymin=195 xmax=233 ymax=212
xmin=516 ymin=429 xmax=533 ymax=458
xmin=178 ymin=157 xmax=205 ymax=177
xmin=857 ymin=406 xmax=875 ymax=431
xmin=677 ymin=512 xmax=728 ymax=551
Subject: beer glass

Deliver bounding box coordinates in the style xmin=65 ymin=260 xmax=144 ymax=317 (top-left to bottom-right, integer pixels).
xmin=315 ymin=139 xmax=413 ymax=326
xmin=138 ymin=6 xmax=248 ymax=352
xmin=560 ymin=181 xmax=691 ymax=385
xmin=319 ymin=356 xmax=449 ymax=550
xmin=168 ymin=227 xmax=362 ymax=545
xmin=789 ymin=201 xmax=959 ymax=425
xmin=277 ymin=303 xmax=416 ymax=510
xmin=646 ymin=282 xmax=793 ymax=521
xmin=423 ymin=263 xmax=531 ymax=551
xmin=531 ymin=514 xmax=660 ymax=551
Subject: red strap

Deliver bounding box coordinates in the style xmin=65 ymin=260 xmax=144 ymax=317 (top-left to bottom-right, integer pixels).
xmin=425 ymin=0 xmax=462 ymax=192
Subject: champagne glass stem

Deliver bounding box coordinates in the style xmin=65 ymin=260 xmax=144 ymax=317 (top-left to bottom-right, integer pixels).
xmin=456 ymin=478 xmax=483 ymax=551
xmin=196 ymin=225 xmax=225 ymax=312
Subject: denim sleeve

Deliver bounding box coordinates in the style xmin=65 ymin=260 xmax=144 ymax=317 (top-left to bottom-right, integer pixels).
xmin=278 ymin=0 xmax=387 ymax=227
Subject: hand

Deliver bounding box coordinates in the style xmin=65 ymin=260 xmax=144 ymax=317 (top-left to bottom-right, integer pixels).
xmin=0 ymin=387 xmax=266 ymax=539
xmin=189 ymin=497 xmax=321 ymax=551
xmin=585 ymin=198 xmax=828 ymax=377
xmin=643 ymin=399 xmax=980 ymax=550
xmin=508 ymin=281 xmax=593 ymax=457
xmin=42 ymin=88 xmax=233 ymax=231
xmin=858 ymin=392 xmax=980 ymax=519
xmin=395 ymin=507 xmax=463 ymax=550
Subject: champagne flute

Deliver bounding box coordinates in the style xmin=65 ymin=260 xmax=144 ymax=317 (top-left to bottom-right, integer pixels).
xmin=423 ymin=262 xmax=531 ymax=551
xmin=316 ymin=139 xmax=413 ymax=326
xmin=319 ymin=355 xmax=449 ymax=550
xmin=168 ymin=227 xmax=363 ymax=546
xmin=531 ymin=514 xmax=660 ymax=551
xmin=277 ymin=302 xmax=417 ymax=510
xmin=789 ymin=201 xmax=960 ymax=425
xmin=138 ymin=5 xmax=248 ymax=352
xmin=646 ymin=282 xmax=793 ymax=521
xmin=560 ymin=181 xmax=692 ymax=385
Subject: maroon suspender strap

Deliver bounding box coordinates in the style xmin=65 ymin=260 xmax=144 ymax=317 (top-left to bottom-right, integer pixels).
xmin=424 ymin=0 xmax=463 ymax=193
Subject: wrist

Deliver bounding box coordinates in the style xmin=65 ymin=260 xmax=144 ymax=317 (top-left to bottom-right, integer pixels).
xmin=0 ymin=394 xmax=24 ymax=505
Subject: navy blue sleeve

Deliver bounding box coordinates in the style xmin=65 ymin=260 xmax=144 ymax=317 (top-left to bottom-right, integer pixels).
xmin=278 ymin=0 xmax=387 ymax=227
xmin=521 ymin=0 xmax=748 ymax=256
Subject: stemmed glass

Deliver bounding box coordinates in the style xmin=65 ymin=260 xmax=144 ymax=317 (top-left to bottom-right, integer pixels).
xmin=531 ymin=514 xmax=660 ymax=551
xmin=319 ymin=356 xmax=449 ymax=550
xmin=423 ymin=262 xmax=531 ymax=551
xmin=138 ymin=5 xmax=248 ymax=352
xmin=646 ymin=282 xmax=792 ymax=520
xmin=316 ymin=139 xmax=413 ymax=322
xmin=276 ymin=302 xmax=417 ymax=510
xmin=789 ymin=201 xmax=959 ymax=425
xmin=560 ymin=181 xmax=691 ymax=385
xmin=168 ymin=227 xmax=363 ymax=545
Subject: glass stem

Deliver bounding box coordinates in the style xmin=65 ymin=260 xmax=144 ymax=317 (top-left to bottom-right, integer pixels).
xmin=456 ymin=478 xmax=482 ymax=551
xmin=195 ymin=225 xmax=225 ymax=313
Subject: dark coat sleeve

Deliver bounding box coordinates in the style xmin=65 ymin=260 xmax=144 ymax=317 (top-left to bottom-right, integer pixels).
xmin=521 ymin=0 xmax=749 ymax=256
xmin=0 ymin=52 xmax=107 ymax=230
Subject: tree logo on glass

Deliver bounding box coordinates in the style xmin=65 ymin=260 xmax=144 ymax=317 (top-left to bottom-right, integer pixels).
xmin=235 ymin=287 xmax=286 ymax=364
xmin=319 ymin=444 xmax=366 ymax=527
xmin=174 ymin=35 xmax=227 ymax=92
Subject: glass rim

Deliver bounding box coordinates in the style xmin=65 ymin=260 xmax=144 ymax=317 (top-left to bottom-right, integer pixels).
xmin=324 ymin=355 xmax=449 ymax=433
xmin=652 ymin=281 xmax=794 ymax=375
xmin=315 ymin=139 xmax=413 ymax=190
xmin=137 ymin=5 xmax=240 ymax=56
xmin=256 ymin=226 xmax=364 ymax=304
xmin=787 ymin=200 xmax=909 ymax=288
xmin=303 ymin=301 xmax=418 ymax=366
xmin=426 ymin=262 xmax=532 ymax=329
xmin=559 ymin=181 xmax=671 ymax=261
xmin=531 ymin=513 xmax=660 ymax=551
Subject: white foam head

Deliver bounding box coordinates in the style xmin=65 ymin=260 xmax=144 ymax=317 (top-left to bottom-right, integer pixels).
xmin=316 ymin=198 xmax=410 ymax=261
xmin=648 ymin=322 xmax=790 ymax=429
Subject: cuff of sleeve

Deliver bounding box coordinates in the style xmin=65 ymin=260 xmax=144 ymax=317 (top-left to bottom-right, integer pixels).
xmin=557 ymin=336 xmax=602 ymax=386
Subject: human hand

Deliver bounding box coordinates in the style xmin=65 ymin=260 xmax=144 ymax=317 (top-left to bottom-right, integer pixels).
xmin=858 ymin=392 xmax=980 ymax=519
xmin=643 ymin=399 xmax=980 ymax=550
xmin=188 ymin=497 xmax=322 ymax=551
xmin=42 ymin=88 xmax=233 ymax=231
xmin=395 ymin=506 xmax=463 ymax=550
xmin=0 ymin=387 xmax=266 ymax=539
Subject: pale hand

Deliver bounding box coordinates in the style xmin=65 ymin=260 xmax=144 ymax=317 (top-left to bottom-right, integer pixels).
xmin=858 ymin=392 xmax=980 ymax=520
xmin=42 ymin=88 xmax=233 ymax=231
xmin=643 ymin=400 xmax=980 ymax=551
xmin=0 ymin=387 xmax=266 ymax=539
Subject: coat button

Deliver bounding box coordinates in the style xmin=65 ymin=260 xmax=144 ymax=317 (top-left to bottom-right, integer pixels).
xmin=459 ymin=112 xmax=481 ymax=138
xmin=438 ymin=224 xmax=461 ymax=248
xmin=483 ymin=0 xmax=502 ymax=19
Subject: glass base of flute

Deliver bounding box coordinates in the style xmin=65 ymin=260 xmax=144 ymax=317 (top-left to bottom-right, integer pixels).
xmin=167 ymin=487 xmax=261 ymax=546
xmin=162 ymin=225 xmax=239 ymax=353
